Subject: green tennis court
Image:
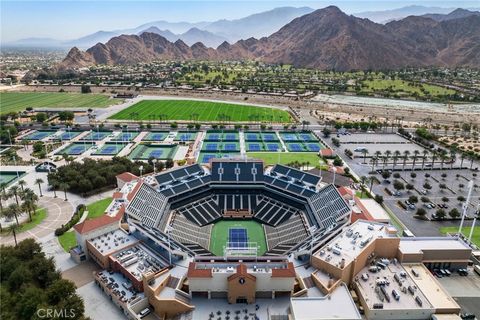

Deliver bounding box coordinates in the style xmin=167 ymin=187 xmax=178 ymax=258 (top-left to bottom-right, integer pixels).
xmin=55 ymin=142 xmax=94 ymax=155
xmin=92 ymin=142 xmax=127 ymax=156
xmin=209 ymin=220 xmax=267 ymax=256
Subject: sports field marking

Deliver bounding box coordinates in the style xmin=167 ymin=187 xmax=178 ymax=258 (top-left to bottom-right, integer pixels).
xmin=210 ymin=220 xmax=267 ymax=256
xmin=109 ymin=99 xmax=292 ymax=123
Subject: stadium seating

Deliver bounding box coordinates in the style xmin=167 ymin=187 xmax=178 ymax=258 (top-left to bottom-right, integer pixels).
xmin=176 ymin=196 xmax=221 ymax=226
xmin=253 ymin=196 xmax=298 ymax=226
xmin=264 ymin=213 xmax=309 ymax=255
xmin=169 ymin=213 xmax=212 ymax=252
xmin=309 ymin=184 xmax=350 ymax=228
xmin=211 ymin=160 xmax=264 ymax=183
xmin=127 ymin=183 xmax=169 ymax=228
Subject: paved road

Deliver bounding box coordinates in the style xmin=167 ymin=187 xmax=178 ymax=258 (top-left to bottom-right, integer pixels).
xmin=0 ymin=196 xmax=73 ymax=245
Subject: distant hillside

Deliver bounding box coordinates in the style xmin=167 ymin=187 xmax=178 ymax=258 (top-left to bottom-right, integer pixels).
xmin=421 ymin=8 xmax=480 ymax=21
xmin=58 ymin=6 xmax=480 ymax=71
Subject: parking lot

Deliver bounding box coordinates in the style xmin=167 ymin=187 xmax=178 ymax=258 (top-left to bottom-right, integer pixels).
xmin=327 ymin=132 xmax=479 ymax=237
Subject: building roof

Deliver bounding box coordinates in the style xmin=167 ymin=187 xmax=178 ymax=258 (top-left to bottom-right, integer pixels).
xmin=228 ymin=263 xmax=256 ymax=281
xmin=271 ymin=262 xmax=296 ymax=278
xmin=307 ymin=168 xmax=352 ymax=187
xmin=319 ymin=148 xmax=335 ymax=157
xmin=187 ymin=262 xmax=212 ymax=278
xmin=399 ymin=237 xmax=471 ymax=255
xmin=355 ymin=197 xmax=390 ymax=222
xmin=116 ymin=172 xmax=138 ymax=183
xmin=290 ymin=284 xmax=361 ymax=320
xmin=73 ymin=212 xmax=123 ymax=235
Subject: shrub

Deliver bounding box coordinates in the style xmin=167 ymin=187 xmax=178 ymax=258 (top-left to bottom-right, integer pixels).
xmin=54 ymin=204 xmax=85 ymax=236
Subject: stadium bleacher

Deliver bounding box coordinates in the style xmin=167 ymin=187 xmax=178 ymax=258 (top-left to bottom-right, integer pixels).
xmin=169 ymin=213 xmax=212 ymax=253
xmin=211 ymin=160 xmax=264 ymax=183
xmin=264 ymin=213 xmax=309 ymax=255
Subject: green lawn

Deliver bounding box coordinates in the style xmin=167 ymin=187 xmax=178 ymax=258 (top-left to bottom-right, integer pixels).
xmin=86 ymin=198 xmax=112 ymax=219
xmin=0 ymin=92 xmax=123 ymax=114
xmin=210 ymin=220 xmax=267 ymax=256
xmin=440 ymin=226 xmax=479 ymax=247
xmin=17 ymin=208 xmax=47 ymax=233
xmin=109 ymin=99 xmax=292 ymax=123
xmin=247 ymin=152 xmax=323 ymax=166
xmin=362 ymin=79 xmax=455 ymax=97
xmin=58 ymin=231 xmax=77 ymax=252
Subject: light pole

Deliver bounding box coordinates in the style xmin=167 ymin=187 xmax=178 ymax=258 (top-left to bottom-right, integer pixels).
xmin=165 ymin=225 xmax=174 ymax=266
xmin=331 ymin=167 xmax=337 ymax=186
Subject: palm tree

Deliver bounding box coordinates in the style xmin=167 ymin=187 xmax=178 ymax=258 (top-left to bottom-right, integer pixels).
xmin=439 ymin=150 xmax=447 ymax=170
xmin=17 ymin=180 xmax=27 ymax=192
xmin=360 ymin=176 xmax=367 ymax=197
xmin=60 ymin=183 xmax=69 ymax=201
xmin=7 ymin=203 xmax=21 ymax=226
xmin=35 ymin=178 xmax=44 ymax=197
xmin=411 ymin=150 xmax=420 ymax=170
xmin=430 ymin=150 xmax=438 ymax=170
xmin=9 ymin=185 xmax=20 ymax=205
xmin=449 ymin=149 xmax=456 ymax=169
xmin=8 ymin=223 xmax=19 ymax=246
xmin=421 ymin=150 xmax=429 ymax=170
xmin=362 ymin=149 xmax=369 ymax=164
xmin=50 ymin=182 xmax=58 ymax=198
xmin=392 ymin=150 xmax=401 ymax=171
xmin=21 ymin=189 xmax=38 ymax=222
xmin=402 ymin=150 xmax=410 ymax=173
xmin=368 ymin=176 xmax=375 ymax=193
xmin=383 ymin=150 xmax=392 ymax=170
xmin=459 ymin=153 xmax=466 ymax=168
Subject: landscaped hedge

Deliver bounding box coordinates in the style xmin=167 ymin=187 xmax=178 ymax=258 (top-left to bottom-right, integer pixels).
xmin=54 ymin=204 xmax=85 ymax=236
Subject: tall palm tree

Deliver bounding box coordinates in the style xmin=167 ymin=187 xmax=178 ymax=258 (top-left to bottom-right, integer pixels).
xmin=459 ymin=153 xmax=466 ymax=168
xmin=362 ymin=149 xmax=369 ymax=164
xmin=50 ymin=182 xmax=58 ymax=198
xmin=392 ymin=150 xmax=401 ymax=171
xmin=17 ymin=180 xmax=27 ymax=192
xmin=21 ymin=188 xmax=38 ymax=222
xmin=60 ymin=183 xmax=69 ymax=201
xmin=8 ymin=223 xmax=19 ymax=246
xmin=411 ymin=150 xmax=420 ymax=170
xmin=430 ymin=150 xmax=438 ymax=170
xmin=9 ymin=185 xmax=20 ymax=205
xmin=402 ymin=150 xmax=411 ymax=172
xmin=7 ymin=203 xmax=21 ymax=226
xmin=35 ymin=178 xmax=44 ymax=197
xmin=383 ymin=150 xmax=392 ymax=170
xmin=421 ymin=150 xmax=429 ymax=170
xmin=449 ymin=149 xmax=456 ymax=169
xmin=360 ymin=176 xmax=367 ymax=197
xmin=439 ymin=150 xmax=447 ymax=170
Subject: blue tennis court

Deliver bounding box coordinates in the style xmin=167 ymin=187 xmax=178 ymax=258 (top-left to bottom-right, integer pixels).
xmin=93 ymin=143 xmax=126 ymax=156
xmin=143 ymin=132 xmax=167 ymax=141
xmin=81 ymin=131 xmax=111 ymax=141
xmin=112 ymin=132 xmax=138 ymax=141
xmin=205 ymin=143 xmax=219 ymax=151
xmin=228 ymin=228 xmax=247 ymax=248
xmin=201 ymin=154 xmax=217 ymax=163
xmin=58 ymin=131 xmax=81 ymax=140
xmin=287 ymin=143 xmax=305 ymax=152
xmin=224 ymin=133 xmax=237 ymax=141
xmin=149 ymin=150 xmax=164 ymax=158
xmin=199 ymin=152 xmax=240 ymax=164
xmin=175 ymin=132 xmax=197 ymax=141
xmin=262 ymin=133 xmax=277 ymax=141
xmin=23 ymin=130 xmax=56 ymax=140
xmin=266 ymin=143 xmax=280 ymax=151
xmin=245 ymin=133 xmax=261 ymax=141
xmin=224 ymin=143 xmax=238 ymax=151
xmin=55 ymin=142 xmax=92 ymax=155
xmin=247 ymin=143 xmax=262 ymax=151
xmin=306 ymin=143 xmax=321 ymax=152
xmin=299 ymin=133 xmax=318 ymax=142
xmin=280 ymin=133 xmax=297 ymax=141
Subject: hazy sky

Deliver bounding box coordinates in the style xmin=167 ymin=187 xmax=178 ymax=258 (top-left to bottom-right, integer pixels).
xmin=1 ymin=0 xmax=478 ymax=42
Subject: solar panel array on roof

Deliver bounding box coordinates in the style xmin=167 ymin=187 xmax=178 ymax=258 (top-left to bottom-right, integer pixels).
xmin=210 ymin=160 xmax=264 ymax=183
xmin=126 ymin=183 xmax=169 ymax=227
xmin=309 ymin=184 xmax=350 ymax=228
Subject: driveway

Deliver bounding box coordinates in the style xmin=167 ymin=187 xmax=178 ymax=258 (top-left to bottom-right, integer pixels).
xmin=0 ymin=196 xmax=73 ymax=245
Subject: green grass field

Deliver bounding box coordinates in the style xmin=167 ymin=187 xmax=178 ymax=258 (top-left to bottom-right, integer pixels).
xmin=86 ymin=198 xmax=112 ymax=219
xmin=0 ymin=92 xmax=123 ymax=114
xmin=58 ymin=231 xmax=77 ymax=252
xmin=362 ymin=79 xmax=455 ymax=97
xmin=247 ymin=152 xmax=323 ymax=166
xmin=440 ymin=226 xmax=479 ymax=247
xmin=109 ymin=99 xmax=292 ymax=123
xmin=210 ymin=220 xmax=267 ymax=256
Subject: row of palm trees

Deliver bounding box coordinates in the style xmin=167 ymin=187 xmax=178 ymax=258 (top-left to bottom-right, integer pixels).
xmin=357 ymin=148 xmax=475 ymax=172
xmin=0 ymin=180 xmax=41 ymax=246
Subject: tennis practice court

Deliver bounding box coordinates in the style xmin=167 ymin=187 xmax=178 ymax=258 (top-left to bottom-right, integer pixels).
xmin=129 ymin=144 xmax=178 ymax=160
xmin=0 ymin=171 xmax=25 ymax=186
xmin=228 ymin=228 xmax=247 ymax=248
xmin=92 ymin=143 xmax=127 ymax=156
xmin=112 ymin=131 xmax=139 ymax=142
xmin=202 ymin=142 xmax=240 ymax=152
xmin=260 ymin=132 xmax=279 ymax=141
xmin=22 ymin=130 xmax=56 ymax=140
xmin=80 ymin=131 xmax=112 ymax=141
xmin=245 ymin=132 xmax=262 ymax=141
xmin=286 ymin=142 xmax=307 ymax=152
xmin=174 ymin=131 xmax=198 ymax=141
xmin=57 ymin=131 xmax=81 ymax=140
xmin=198 ymin=152 xmax=240 ymax=164
xmin=142 ymin=131 xmax=169 ymax=141
xmin=205 ymin=131 xmax=239 ymax=142
xmin=279 ymin=132 xmax=298 ymax=142
xmin=55 ymin=142 xmax=93 ymax=155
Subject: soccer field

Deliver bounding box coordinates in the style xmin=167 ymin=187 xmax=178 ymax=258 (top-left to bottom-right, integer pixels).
xmin=0 ymin=92 xmax=123 ymax=114
xmin=210 ymin=220 xmax=267 ymax=256
xmin=109 ymin=99 xmax=292 ymax=123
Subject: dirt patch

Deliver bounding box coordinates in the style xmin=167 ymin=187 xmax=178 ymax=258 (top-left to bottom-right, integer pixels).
xmin=62 ymin=261 xmax=101 ymax=288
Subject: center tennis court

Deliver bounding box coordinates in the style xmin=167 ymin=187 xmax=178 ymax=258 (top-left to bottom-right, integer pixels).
xmin=228 ymin=228 xmax=247 ymax=248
